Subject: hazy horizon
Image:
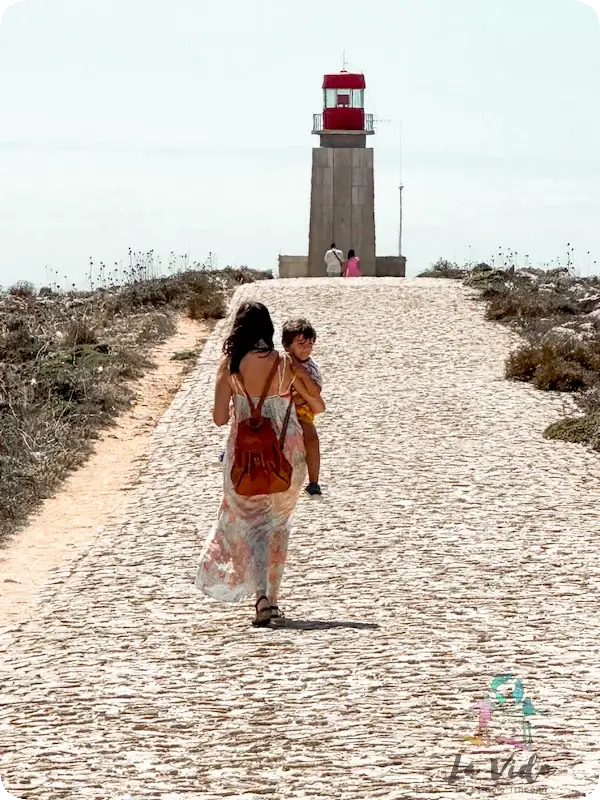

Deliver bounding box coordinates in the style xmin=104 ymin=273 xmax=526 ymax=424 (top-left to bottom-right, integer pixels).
xmin=1 ymin=0 xmax=600 ymax=288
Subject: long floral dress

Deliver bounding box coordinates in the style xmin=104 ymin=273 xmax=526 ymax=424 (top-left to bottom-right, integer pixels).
xmin=195 ymin=360 xmax=307 ymax=602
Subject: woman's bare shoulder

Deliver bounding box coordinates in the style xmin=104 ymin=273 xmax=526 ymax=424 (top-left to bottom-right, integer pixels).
xmin=240 ymin=349 xmax=280 ymax=368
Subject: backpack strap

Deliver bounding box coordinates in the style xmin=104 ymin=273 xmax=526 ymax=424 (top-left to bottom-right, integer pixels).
xmin=279 ymin=351 xmax=297 ymax=395
xmin=277 ymin=353 xmax=297 ymax=447
xmin=236 ymin=356 xmax=281 ymax=418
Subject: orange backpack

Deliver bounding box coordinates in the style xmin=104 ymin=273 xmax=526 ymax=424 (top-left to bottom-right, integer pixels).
xmin=231 ymin=356 xmax=295 ymax=497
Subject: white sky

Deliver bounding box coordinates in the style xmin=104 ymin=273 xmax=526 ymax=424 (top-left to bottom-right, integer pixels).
xmin=1 ymin=0 xmax=600 ymax=287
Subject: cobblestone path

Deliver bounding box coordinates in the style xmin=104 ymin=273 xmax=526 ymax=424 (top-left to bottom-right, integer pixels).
xmin=2 ymin=278 xmax=600 ymax=800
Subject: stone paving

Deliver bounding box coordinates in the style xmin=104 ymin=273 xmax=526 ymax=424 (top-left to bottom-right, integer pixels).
xmin=2 ymin=277 xmax=600 ymax=800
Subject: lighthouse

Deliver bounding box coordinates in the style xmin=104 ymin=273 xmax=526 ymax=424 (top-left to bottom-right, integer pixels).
xmin=307 ymin=70 xmax=376 ymax=276
xmin=277 ymin=68 xmax=406 ymax=279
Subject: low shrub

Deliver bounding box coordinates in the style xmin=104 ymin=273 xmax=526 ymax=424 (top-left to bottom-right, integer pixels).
xmin=0 ymin=264 xmax=269 ymax=538
xmin=171 ymin=350 xmax=197 ymax=361
xmin=64 ymin=319 xmax=99 ymax=346
xmin=472 ymin=264 xmax=600 ymax=448
xmin=135 ymin=312 xmax=177 ymax=344
xmin=506 ymin=342 xmax=599 ymax=392
xmin=187 ymin=291 xmax=226 ymax=321
xmin=485 ymin=289 xmax=579 ymax=325
xmin=9 ymin=281 xmax=36 ymax=299
xmin=418 ymin=259 xmax=468 ymax=280
xmin=428 ymin=255 xmax=600 ymax=449
xmin=544 ymin=410 xmax=600 ymax=451
xmin=464 ymin=267 xmax=507 ymax=286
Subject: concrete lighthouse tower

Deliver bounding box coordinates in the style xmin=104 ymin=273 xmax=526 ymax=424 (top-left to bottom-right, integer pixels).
xmin=308 ymin=70 xmax=376 ymax=276
xmin=276 ymin=68 xmax=406 ymax=280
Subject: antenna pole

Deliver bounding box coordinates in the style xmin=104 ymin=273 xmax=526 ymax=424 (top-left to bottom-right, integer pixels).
xmin=398 ymin=123 xmax=404 ymax=257
xmin=399 ymin=185 xmax=404 ymax=258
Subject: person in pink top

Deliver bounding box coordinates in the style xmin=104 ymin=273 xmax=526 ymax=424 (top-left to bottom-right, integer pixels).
xmin=344 ymin=249 xmax=362 ymax=277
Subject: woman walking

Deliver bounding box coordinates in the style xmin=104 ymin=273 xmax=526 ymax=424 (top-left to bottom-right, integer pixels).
xmin=344 ymin=249 xmax=362 ymax=277
xmin=195 ymin=301 xmax=325 ymax=626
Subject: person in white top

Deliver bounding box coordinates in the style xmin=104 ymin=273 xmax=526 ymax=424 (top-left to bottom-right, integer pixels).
xmin=324 ymin=243 xmax=344 ymax=277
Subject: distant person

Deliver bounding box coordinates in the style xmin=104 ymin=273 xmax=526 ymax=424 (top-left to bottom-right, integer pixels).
xmin=324 ymin=243 xmax=344 ymax=277
xmin=344 ymin=249 xmax=362 ymax=278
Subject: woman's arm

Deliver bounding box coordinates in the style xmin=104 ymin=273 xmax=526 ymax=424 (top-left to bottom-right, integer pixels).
xmin=213 ymin=356 xmax=233 ymax=426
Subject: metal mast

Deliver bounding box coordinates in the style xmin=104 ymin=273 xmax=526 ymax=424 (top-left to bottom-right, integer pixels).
xmin=398 ymin=123 xmax=404 ymax=257
xmin=399 ymin=184 xmax=404 ymax=258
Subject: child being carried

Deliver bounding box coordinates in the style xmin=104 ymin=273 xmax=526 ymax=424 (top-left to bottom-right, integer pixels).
xmin=282 ymin=318 xmax=324 ymax=497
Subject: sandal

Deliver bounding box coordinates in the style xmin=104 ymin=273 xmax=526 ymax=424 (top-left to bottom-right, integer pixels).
xmin=252 ymin=595 xmax=272 ymax=627
xmin=270 ymin=605 xmax=285 ymax=622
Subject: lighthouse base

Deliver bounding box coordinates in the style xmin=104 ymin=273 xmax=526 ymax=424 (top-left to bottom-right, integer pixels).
xmin=308 ymin=147 xmax=376 ymax=277
xmin=277 ymin=255 xmax=407 ymax=279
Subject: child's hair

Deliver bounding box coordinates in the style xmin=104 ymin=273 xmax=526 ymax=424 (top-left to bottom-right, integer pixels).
xmin=282 ymin=318 xmax=317 ymax=348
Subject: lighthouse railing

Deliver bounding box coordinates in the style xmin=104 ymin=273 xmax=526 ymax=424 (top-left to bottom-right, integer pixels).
xmin=312 ymin=112 xmax=375 ymax=133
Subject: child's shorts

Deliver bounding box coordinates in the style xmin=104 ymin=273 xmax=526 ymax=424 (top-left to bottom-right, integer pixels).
xmin=296 ymin=403 xmax=315 ymax=426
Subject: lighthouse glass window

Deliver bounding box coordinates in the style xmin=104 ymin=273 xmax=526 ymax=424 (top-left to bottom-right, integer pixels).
xmin=324 ymin=89 xmax=337 ymax=108
xmin=350 ymin=89 xmax=364 ymax=108
xmin=324 ymin=88 xmax=365 ymax=108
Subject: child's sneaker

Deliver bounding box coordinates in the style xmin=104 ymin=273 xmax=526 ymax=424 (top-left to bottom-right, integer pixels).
xmin=305 ymin=482 xmax=322 ymax=496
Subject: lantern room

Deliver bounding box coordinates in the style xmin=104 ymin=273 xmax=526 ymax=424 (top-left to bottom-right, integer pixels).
xmin=312 ymin=70 xmax=374 ymax=134
xmin=323 ymin=71 xmax=365 ymax=130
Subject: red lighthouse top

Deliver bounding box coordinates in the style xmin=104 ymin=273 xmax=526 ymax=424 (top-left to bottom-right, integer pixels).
xmin=318 ymin=70 xmax=372 ymax=133
xmin=322 ymin=71 xmax=366 ymax=90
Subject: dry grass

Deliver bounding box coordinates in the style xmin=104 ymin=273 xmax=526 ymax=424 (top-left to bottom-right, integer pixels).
xmin=427 ymin=257 xmax=600 ymax=450
xmin=0 ymin=265 xmax=272 ymax=539
xmin=418 ymin=258 xmax=470 ymax=280
xmin=506 ymin=341 xmax=600 ymax=391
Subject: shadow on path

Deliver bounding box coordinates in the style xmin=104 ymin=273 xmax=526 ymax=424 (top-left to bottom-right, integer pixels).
xmin=271 ymin=619 xmax=380 ymax=631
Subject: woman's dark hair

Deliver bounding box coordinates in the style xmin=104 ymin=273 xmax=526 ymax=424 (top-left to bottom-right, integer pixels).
xmin=282 ymin=318 xmax=317 ymax=348
xmin=223 ymin=301 xmax=274 ymax=374
xmin=348 ymin=249 xmax=355 ymax=259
